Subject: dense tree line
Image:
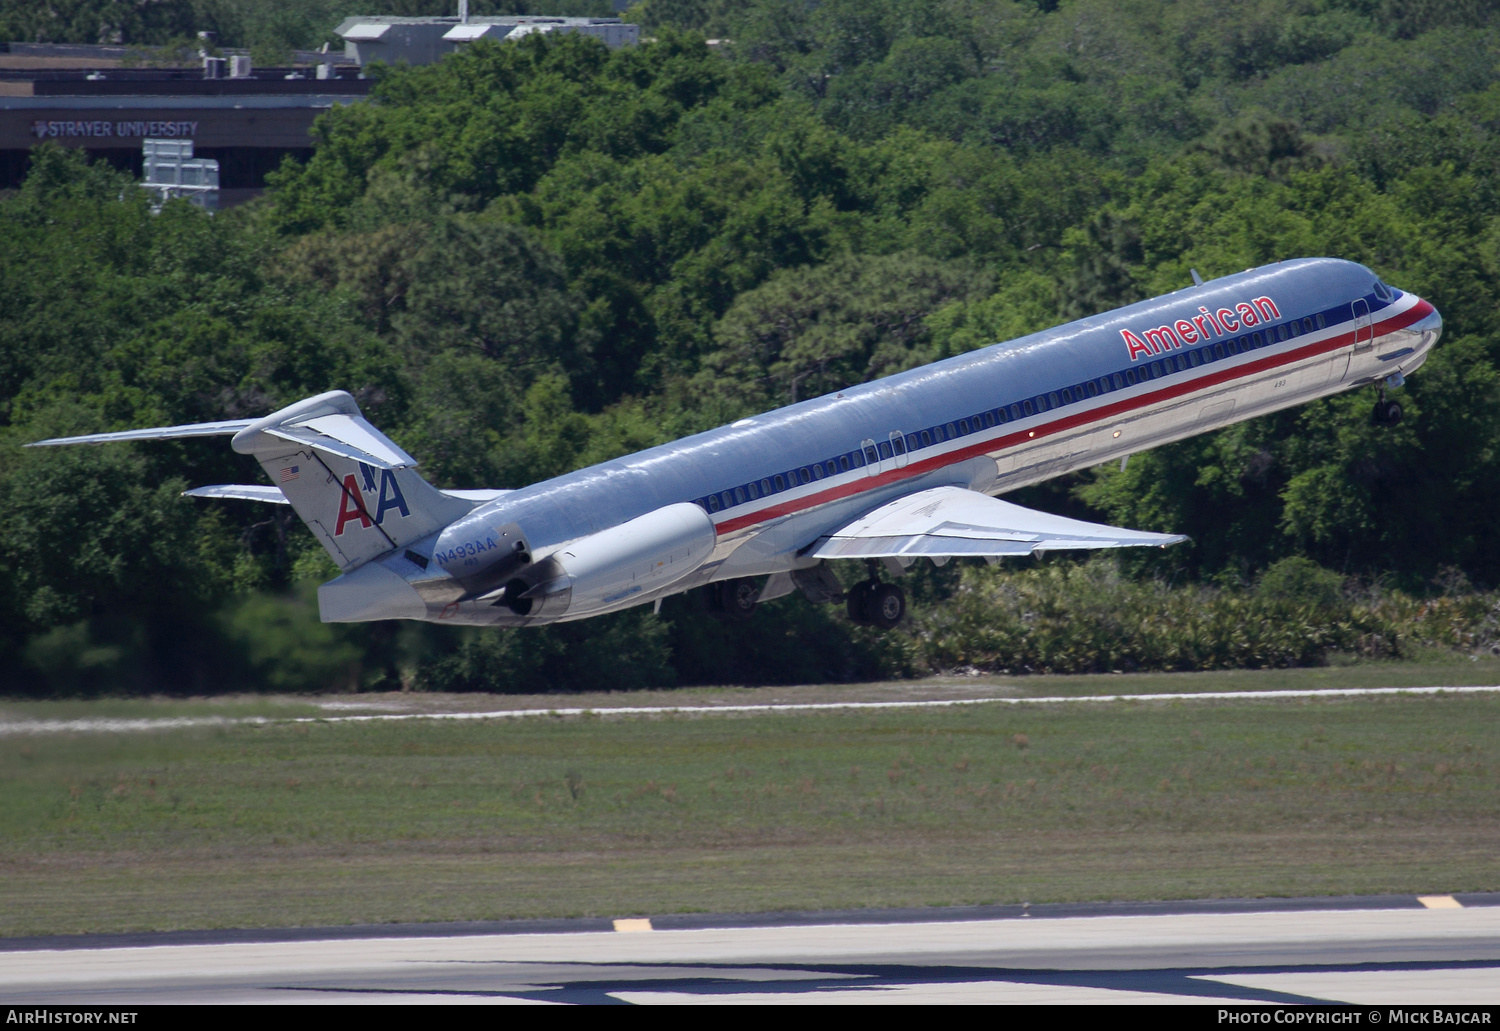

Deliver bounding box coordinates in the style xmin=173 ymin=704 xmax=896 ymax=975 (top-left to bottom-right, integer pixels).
xmin=3 ymin=1 xmax=1500 ymax=694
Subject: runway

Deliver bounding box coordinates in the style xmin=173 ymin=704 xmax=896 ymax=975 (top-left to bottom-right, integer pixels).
xmin=6 ymin=684 xmax=1500 ymax=736
xmin=3 ymin=898 xmax=1498 ymax=1004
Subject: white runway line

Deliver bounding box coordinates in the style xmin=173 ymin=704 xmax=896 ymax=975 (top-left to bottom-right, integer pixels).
xmin=4 ymin=684 xmax=1500 ymax=736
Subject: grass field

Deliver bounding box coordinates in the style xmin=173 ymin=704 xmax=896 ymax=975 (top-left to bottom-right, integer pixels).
xmin=2 ymin=662 xmax=1499 ymax=937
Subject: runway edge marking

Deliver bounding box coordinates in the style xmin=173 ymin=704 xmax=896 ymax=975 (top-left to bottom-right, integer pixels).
xmin=1418 ymin=895 xmax=1465 ymax=909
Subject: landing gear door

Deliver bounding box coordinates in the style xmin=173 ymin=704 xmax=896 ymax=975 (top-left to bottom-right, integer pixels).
xmin=1353 ymin=298 xmax=1373 ymax=354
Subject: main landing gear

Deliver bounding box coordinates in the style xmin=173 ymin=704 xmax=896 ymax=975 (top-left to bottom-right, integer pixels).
xmin=704 ymin=576 xmax=759 ymax=621
xmin=1374 ymin=373 xmax=1404 ymax=426
xmin=846 ymin=560 xmax=906 ymax=630
xmin=702 ymin=562 xmax=908 ymax=630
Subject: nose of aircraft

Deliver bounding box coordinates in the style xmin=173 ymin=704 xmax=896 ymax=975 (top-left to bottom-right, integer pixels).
xmin=1412 ymin=294 xmax=1442 ymax=351
xmin=1390 ymin=291 xmax=1442 ymax=381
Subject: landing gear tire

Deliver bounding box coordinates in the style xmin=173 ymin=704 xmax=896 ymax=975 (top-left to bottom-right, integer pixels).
xmin=867 ymin=582 xmax=906 ymax=630
xmin=848 ymin=579 xmax=905 ymax=629
xmin=713 ymin=577 xmax=760 ymax=621
xmin=1371 ymin=392 xmax=1403 ymax=427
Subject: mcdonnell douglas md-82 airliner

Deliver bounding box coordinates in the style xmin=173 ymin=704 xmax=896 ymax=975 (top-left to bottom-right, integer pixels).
xmin=32 ymin=258 xmax=1442 ymax=630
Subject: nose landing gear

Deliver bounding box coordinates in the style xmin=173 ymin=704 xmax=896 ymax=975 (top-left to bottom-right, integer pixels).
xmin=1371 ymin=385 xmax=1403 ymax=427
xmin=846 ymin=559 xmax=907 ymax=629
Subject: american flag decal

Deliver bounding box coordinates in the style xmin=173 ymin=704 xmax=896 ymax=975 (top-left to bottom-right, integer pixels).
xmin=280 ymin=466 xmax=300 ymax=483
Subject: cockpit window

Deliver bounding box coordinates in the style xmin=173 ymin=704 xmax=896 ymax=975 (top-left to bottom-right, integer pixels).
xmin=1373 ymin=279 xmax=1393 ymax=302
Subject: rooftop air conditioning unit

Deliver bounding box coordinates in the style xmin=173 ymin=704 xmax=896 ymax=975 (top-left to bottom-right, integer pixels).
xmin=141 ymin=139 xmax=219 ymax=214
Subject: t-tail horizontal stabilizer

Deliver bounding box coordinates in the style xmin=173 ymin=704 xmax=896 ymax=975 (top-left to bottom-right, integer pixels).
xmin=28 ymin=418 xmax=255 ymax=446
xmin=181 ymin=484 xmax=512 ymax=505
xmin=183 ymin=484 xmax=291 ymax=504
xmin=25 ymin=393 xmax=415 ymax=469
xmin=809 ymin=485 xmax=1187 ymax=559
xmin=29 ymin=391 xmax=474 ymax=573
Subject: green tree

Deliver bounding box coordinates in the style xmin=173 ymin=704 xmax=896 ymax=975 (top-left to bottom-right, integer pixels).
xmin=699 ymin=250 xmax=989 ymax=411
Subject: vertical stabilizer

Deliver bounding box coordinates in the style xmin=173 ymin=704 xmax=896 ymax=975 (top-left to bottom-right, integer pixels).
xmin=230 ymin=391 xmax=471 ymax=571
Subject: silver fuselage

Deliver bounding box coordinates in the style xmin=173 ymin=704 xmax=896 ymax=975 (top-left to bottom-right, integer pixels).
xmin=412 ymin=258 xmax=1440 ymax=624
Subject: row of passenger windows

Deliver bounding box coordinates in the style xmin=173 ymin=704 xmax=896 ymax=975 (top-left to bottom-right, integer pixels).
xmin=696 ymin=436 xmax=909 ymax=512
xmin=695 ymin=305 xmax=1341 ymax=515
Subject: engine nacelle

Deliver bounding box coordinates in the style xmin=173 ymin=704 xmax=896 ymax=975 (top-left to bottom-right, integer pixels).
xmin=503 ymin=502 xmax=717 ymax=621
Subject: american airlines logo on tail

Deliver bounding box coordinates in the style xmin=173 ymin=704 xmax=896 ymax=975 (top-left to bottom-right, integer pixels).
xmin=1121 ymin=295 xmax=1281 ymax=361
xmin=334 ymin=461 xmax=411 ymax=536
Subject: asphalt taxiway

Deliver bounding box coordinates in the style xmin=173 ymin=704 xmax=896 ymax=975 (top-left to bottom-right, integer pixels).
xmin=2 ymin=896 xmax=1497 ymax=1004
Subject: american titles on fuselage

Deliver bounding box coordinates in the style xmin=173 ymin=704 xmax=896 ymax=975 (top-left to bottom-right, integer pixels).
xmin=692 ymin=278 xmax=1405 ymax=522
xmin=1120 ymin=295 xmax=1282 ymax=361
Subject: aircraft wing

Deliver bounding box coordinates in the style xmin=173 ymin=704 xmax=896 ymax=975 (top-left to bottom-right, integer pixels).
xmin=807 ymin=486 xmax=1187 ymax=559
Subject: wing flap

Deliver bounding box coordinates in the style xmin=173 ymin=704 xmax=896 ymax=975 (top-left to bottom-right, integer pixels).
xmin=809 ymin=486 xmax=1186 ymax=558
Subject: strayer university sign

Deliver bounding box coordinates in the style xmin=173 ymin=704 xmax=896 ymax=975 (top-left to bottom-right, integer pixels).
xmin=0 ymin=106 xmax=329 ymax=150
xmin=32 ymin=119 xmax=198 ymax=139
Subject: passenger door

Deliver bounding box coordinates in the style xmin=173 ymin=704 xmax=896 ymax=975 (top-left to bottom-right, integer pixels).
xmin=1353 ymin=298 xmax=1373 ymax=354
xmin=889 ymin=431 xmax=909 ymax=470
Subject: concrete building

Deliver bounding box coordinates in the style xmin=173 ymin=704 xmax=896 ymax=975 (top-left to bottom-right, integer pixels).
xmin=335 ymin=15 xmax=638 ymax=67
xmin=0 ymin=44 xmax=367 ymax=205
xmin=0 ymin=7 xmax=640 ymax=204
